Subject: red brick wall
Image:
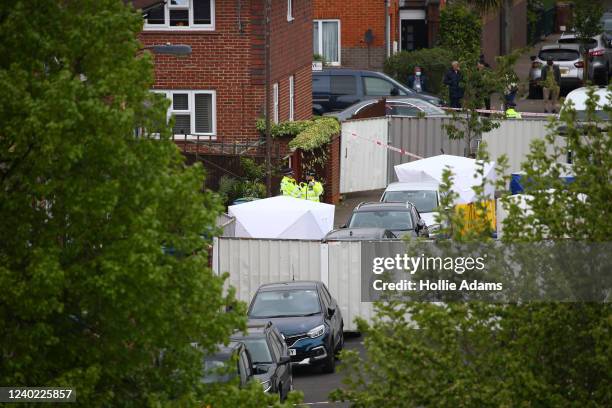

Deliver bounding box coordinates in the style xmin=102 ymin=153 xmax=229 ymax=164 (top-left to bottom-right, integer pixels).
xmin=138 ymin=0 xmax=312 ymax=148
xmin=511 ymin=0 xmax=527 ymax=50
xmin=324 ymin=134 xmax=341 ymax=204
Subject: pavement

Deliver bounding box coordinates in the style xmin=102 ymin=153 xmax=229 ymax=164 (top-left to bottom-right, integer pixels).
xmin=293 ymin=335 xmax=365 ymax=407
xmin=333 ymin=190 xmax=384 ymax=228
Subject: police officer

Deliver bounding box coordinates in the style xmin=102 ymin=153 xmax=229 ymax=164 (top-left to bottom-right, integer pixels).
xmin=301 ymin=172 xmax=324 ymax=202
xmin=279 ymin=168 xmax=299 ymax=198
xmin=505 ymin=102 xmax=522 ymax=119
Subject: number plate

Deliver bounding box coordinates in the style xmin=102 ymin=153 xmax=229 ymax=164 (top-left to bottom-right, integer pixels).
xmin=289 ymin=349 xmax=296 ymax=356
xmin=560 ymin=68 xmax=570 ymax=76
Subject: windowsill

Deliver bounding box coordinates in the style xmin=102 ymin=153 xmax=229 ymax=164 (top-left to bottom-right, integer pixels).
xmin=172 ymin=135 xmax=217 ymax=141
xmin=143 ymin=26 xmax=215 ymax=32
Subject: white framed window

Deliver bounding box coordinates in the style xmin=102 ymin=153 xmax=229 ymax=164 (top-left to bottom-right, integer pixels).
xmin=154 ymin=90 xmax=216 ymax=139
xmin=273 ymin=83 xmax=279 ymax=124
xmin=287 ymin=0 xmax=293 ymax=22
xmin=288 ymin=75 xmax=294 ymax=121
xmin=144 ymin=0 xmax=215 ymax=30
xmin=313 ymin=20 xmax=340 ymax=65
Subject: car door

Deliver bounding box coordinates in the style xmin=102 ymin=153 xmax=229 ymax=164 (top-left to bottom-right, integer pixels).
xmin=329 ymin=73 xmax=360 ymax=111
xmin=270 ymin=329 xmax=291 ymax=394
xmin=312 ymin=73 xmax=331 ymax=114
xmin=411 ymin=206 xmax=429 ymax=237
xmin=319 ymin=284 xmax=341 ymax=346
xmin=266 ymin=332 xmax=283 ymax=392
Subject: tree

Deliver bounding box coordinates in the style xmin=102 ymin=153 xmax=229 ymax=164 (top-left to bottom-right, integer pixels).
xmin=438 ymin=4 xmax=483 ymax=60
xmin=571 ymin=0 xmax=604 ymax=82
xmin=331 ymin=88 xmax=612 ymax=406
xmin=0 ymin=1 xmax=299 ymax=405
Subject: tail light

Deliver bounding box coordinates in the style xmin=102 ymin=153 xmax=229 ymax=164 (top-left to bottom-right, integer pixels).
xmin=532 ymin=61 xmax=542 ymax=68
xmin=574 ymin=61 xmax=584 ymax=68
xmin=589 ymin=49 xmax=604 ymax=57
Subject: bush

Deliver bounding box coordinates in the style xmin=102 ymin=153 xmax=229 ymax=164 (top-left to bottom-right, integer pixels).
xmin=384 ymin=47 xmax=454 ymax=96
xmin=438 ymin=4 xmax=482 ymax=60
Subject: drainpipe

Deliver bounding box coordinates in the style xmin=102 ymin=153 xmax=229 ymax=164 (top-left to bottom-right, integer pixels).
xmin=385 ymin=0 xmax=390 ymax=57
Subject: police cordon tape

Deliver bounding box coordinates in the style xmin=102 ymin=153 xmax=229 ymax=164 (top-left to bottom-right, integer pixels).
xmin=347 ymin=131 xmax=424 ymax=159
xmin=442 ymin=106 xmax=556 ymax=118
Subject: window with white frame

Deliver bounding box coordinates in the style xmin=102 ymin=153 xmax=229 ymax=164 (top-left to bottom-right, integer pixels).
xmin=144 ymin=0 xmax=214 ymax=30
xmin=287 ymin=0 xmax=293 ymax=21
xmin=154 ymin=90 xmax=216 ymax=137
xmin=273 ymin=83 xmax=279 ymax=124
xmin=288 ymin=75 xmax=294 ymax=121
xmin=313 ymin=20 xmax=340 ymax=65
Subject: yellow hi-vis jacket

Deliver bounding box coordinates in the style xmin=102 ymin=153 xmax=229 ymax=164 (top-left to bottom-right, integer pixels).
xmin=505 ymin=108 xmax=522 ymax=119
xmin=280 ymin=176 xmax=300 ymax=198
xmin=300 ymin=181 xmax=324 ymax=202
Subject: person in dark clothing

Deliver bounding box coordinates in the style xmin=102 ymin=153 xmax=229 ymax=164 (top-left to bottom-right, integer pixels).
xmin=443 ymin=61 xmax=464 ymax=108
xmin=407 ymin=66 xmax=428 ymax=93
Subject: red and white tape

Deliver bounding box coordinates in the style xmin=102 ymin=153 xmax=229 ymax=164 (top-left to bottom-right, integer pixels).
xmin=442 ymin=106 xmax=556 ymax=118
xmin=347 ymin=131 xmax=424 ymax=159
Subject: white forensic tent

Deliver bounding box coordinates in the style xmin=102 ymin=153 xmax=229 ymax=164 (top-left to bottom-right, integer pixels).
xmin=394 ymin=155 xmax=496 ymax=204
xmin=228 ymin=196 xmax=335 ymax=239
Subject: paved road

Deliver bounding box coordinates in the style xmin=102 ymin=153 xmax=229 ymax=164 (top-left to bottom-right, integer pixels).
xmin=292 ymin=336 xmax=365 ymax=407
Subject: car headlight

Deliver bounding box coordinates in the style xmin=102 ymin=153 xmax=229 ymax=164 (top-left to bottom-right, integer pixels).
xmin=428 ymin=223 xmax=441 ymax=233
xmin=260 ymin=380 xmax=271 ymax=392
xmin=307 ymin=324 xmax=325 ymax=338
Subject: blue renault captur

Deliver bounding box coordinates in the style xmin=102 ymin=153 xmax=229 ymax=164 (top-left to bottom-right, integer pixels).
xmin=247 ymin=281 xmax=344 ymax=374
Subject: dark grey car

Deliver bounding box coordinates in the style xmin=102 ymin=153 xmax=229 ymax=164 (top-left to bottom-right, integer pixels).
xmin=313 ymin=68 xmax=444 ymax=115
xmin=231 ymin=322 xmax=292 ymax=401
xmin=343 ymin=202 xmax=429 ymax=239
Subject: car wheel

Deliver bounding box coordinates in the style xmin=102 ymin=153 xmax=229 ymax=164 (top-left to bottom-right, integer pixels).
xmin=321 ymin=339 xmax=336 ymax=374
xmin=335 ymin=325 xmax=344 ymax=357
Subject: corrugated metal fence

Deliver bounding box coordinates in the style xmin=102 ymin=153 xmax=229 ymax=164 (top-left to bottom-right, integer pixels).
xmin=214 ymin=237 xmax=415 ymax=331
xmin=341 ymin=116 xmax=557 ymax=191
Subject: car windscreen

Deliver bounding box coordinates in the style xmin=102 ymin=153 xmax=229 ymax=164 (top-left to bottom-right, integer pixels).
xmin=237 ymin=338 xmax=272 ymax=364
xmin=348 ymin=210 xmax=413 ymax=230
xmin=382 ymin=190 xmax=438 ymax=213
xmin=202 ymin=358 xmax=233 ymax=383
xmin=249 ymin=289 xmax=321 ymax=318
xmin=538 ymin=49 xmax=580 ymax=61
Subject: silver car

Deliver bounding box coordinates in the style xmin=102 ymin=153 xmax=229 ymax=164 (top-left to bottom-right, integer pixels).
xmin=324 ymin=96 xmax=446 ymax=121
xmin=558 ymin=33 xmax=612 ymax=86
xmin=529 ymin=44 xmax=585 ymax=98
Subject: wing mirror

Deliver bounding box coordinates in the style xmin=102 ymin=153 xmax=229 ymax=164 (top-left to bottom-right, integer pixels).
xmin=390 ymin=87 xmax=400 ymax=96
xmin=279 ymin=356 xmax=291 ymax=365
xmin=327 ymin=307 xmax=336 ymax=317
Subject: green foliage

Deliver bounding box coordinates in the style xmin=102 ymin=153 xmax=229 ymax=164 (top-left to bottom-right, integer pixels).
xmin=0 ymin=1 xmax=288 ymax=406
xmin=288 ymin=117 xmax=340 ymax=151
xmin=217 ymin=159 xmax=267 ymax=207
xmin=383 ymin=47 xmax=454 ymax=96
xmin=256 ymin=117 xmax=339 ymax=151
xmin=439 ymin=4 xmax=482 ymax=60
xmin=256 ymin=118 xmax=312 ymax=138
xmin=332 ymin=89 xmax=612 ymax=407
xmin=572 ymin=0 xmax=604 ymax=41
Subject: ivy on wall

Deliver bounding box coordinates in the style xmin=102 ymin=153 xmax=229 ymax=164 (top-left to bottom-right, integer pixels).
xmin=256 ymin=117 xmax=340 ymax=151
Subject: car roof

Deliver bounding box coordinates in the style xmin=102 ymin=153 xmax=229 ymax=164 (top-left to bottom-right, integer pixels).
xmin=313 ymin=68 xmax=386 ymax=75
xmin=207 ymin=341 xmax=243 ymax=359
xmin=324 ymin=228 xmax=396 ymax=240
xmin=384 ymin=182 xmax=439 ymax=192
xmin=540 ymin=43 xmax=582 ymax=51
xmin=564 ymin=87 xmax=611 ymax=110
xmin=354 ymin=202 xmax=414 ymax=212
xmin=258 ymin=281 xmax=320 ymax=291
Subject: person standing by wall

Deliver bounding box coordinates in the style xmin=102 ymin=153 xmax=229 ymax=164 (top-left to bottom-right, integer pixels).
xmin=540 ymin=58 xmax=561 ymax=113
xmin=407 ymin=66 xmax=428 ymax=93
xmin=444 ymin=61 xmax=464 ymax=108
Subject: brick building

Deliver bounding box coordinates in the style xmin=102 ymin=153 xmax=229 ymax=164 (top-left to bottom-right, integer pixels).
xmin=133 ymin=0 xmax=312 ymax=150
xmin=313 ymin=0 xmax=527 ymax=71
